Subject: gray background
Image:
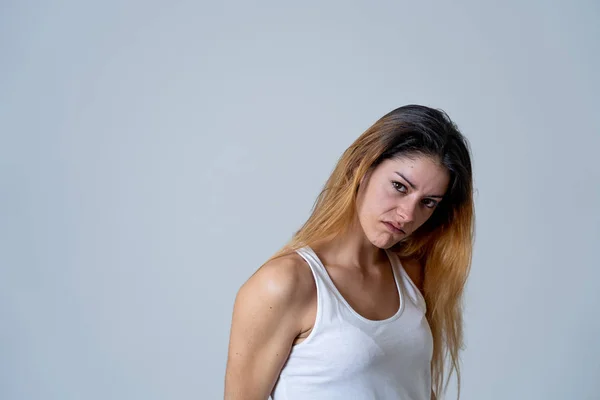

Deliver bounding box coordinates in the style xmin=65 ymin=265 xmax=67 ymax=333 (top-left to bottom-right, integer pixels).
xmin=1 ymin=1 xmax=599 ymax=399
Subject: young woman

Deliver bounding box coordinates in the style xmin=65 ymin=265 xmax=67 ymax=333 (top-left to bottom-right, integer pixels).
xmin=224 ymin=105 xmax=475 ymax=400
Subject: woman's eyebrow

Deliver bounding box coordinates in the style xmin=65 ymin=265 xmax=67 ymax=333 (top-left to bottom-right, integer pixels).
xmin=394 ymin=172 xmax=444 ymax=198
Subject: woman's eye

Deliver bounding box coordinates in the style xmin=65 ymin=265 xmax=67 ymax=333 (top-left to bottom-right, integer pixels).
xmin=423 ymin=199 xmax=438 ymax=209
xmin=393 ymin=181 xmax=438 ymax=209
xmin=392 ymin=181 xmax=407 ymax=193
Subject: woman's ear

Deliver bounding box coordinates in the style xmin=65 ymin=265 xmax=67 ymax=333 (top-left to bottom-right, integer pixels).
xmin=356 ymin=170 xmax=371 ymax=196
xmin=359 ymin=168 xmax=373 ymax=188
xmin=357 ymin=173 xmax=367 ymax=193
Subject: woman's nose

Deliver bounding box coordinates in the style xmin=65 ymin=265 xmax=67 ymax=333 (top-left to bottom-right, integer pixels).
xmin=397 ymin=202 xmax=416 ymax=223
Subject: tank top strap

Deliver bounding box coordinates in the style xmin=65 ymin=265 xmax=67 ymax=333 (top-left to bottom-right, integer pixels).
xmin=295 ymin=246 xmax=332 ymax=294
xmin=294 ymin=246 xmax=340 ymax=322
xmin=296 ymin=246 xmax=325 ymax=275
xmin=387 ymin=250 xmax=428 ymax=314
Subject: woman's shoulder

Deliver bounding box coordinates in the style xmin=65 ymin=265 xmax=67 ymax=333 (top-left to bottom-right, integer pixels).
xmin=239 ymin=251 xmax=316 ymax=310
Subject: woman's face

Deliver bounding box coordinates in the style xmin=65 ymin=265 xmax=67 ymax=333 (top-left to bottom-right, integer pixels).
xmin=356 ymin=154 xmax=450 ymax=249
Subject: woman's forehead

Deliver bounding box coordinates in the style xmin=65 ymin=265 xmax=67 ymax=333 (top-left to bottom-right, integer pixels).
xmin=380 ymin=155 xmax=442 ymax=171
xmin=378 ymin=156 xmax=450 ymax=191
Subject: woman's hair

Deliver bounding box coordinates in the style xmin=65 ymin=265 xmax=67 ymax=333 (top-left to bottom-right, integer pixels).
xmin=262 ymin=104 xmax=475 ymax=399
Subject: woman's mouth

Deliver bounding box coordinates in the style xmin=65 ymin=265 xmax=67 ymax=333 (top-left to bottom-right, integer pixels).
xmin=383 ymin=222 xmax=405 ymax=234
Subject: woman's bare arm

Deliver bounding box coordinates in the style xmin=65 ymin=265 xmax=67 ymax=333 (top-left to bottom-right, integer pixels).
xmin=224 ymin=255 xmax=315 ymax=400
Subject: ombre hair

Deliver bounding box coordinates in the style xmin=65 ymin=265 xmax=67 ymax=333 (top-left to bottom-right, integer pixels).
xmin=262 ymin=104 xmax=475 ymax=399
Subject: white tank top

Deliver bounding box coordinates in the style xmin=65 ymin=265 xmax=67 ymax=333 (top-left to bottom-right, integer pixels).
xmin=271 ymin=246 xmax=433 ymax=400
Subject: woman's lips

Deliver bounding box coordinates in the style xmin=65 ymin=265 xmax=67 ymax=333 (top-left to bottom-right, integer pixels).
xmin=383 ymin=222 xmax=405 ymax=234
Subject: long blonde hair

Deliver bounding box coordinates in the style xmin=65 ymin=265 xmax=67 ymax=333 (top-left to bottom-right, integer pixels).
xmin=261 ymin=105 xmax=475 ymax=399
